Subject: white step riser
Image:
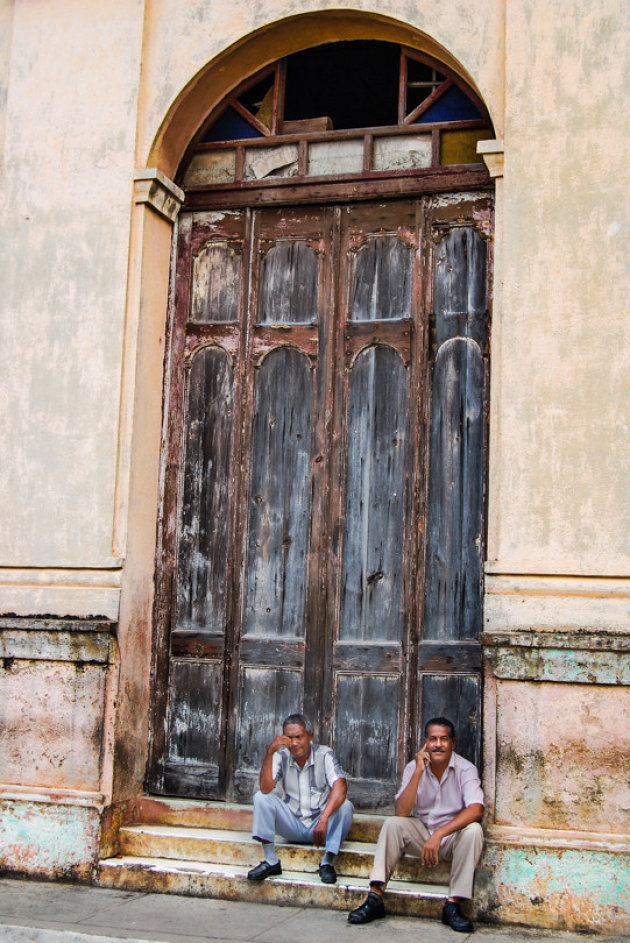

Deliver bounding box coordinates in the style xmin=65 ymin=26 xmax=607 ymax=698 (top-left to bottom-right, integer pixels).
xmin=117 ymin=828 xmax=451 ymax=884
xmin=97 ymin=859 xmax=448 ymax=919
xmin=123 ymin=799 xmax=384 ymax=843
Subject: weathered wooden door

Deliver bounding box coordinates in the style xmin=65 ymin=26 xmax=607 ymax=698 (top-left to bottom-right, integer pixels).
xmin=149 ymin=194 xmax=491 ymax=806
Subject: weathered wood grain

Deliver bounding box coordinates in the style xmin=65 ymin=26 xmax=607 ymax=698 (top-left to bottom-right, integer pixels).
xmin=340 ymin=345 xmax=408 ymax=643
xmin=176 ymin=346 xmax=234 ymax=631
xmin=243 ymin=347 xmax=313 ymax=638
xmin=351 ymin=235 xmax=412 ymax=321
xmin=236 ymin=666 xmax=303 ymax=772
xmin=166 ymin=659 xmax=222 ymax=766
xmin=334 ymin=673 xmax=400 ymax=783
xmin=257 ymin=241 xmax=319 ymax=324
xmin=191 ymin=241 xmax=242 ymax=322
xmin=423 ymin=337 xmax=484 ymax=641
xmin=433 ymin=226 xmax=488 ymax=347
xmin=420 ymin=673 xmax=481 ymax=769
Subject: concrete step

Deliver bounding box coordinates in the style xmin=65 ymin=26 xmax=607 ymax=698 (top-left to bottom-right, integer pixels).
xmin=117 ymin=823 xmax=451 ymax=884
xmin=97 ymin=796 xmax=451 ymax=916
xmin=122 ymin=796 xmax=383 ymax=842
xmin=97 ymin=855 xmax=449 ymax=918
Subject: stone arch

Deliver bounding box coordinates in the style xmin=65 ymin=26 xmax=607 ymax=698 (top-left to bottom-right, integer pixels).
xmin=115 ymin=6 xmax=500 ymax=807
xmin=147 ymin=10 xmax=498 ymax=179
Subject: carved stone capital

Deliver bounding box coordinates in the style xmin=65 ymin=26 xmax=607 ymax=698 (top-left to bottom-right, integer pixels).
xmin=477 ymin=138 xmax=504 ymax=178
xmin=134 ymin=168 xmax=184 ymax=222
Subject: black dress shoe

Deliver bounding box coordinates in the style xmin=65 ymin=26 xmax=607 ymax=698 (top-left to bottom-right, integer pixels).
xmin=318 ymin=863 xmax=337 ymax=884
xmin=247 ymin=860 xmax=282 ymax=881
xmin=348 ymin=891 xmax=386 ymax=924
xmin=442 ymin=900 xmax=474 ymax=932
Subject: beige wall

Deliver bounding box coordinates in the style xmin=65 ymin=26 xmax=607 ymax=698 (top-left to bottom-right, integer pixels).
xmin=488 ymin=0 xmax=630 ymax=578
xmin=0 ymin=2 xmax=628 ymax=927
xmin=2 ymin=0 xmax=626 ymax=617
xmin=0 ymin=0 xmax=145 ymax=612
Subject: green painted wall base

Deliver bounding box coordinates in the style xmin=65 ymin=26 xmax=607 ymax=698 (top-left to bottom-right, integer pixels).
xmin=474 ymin=839 xmax=630 ymax=934
xmin=0 ymin=797 xmax=101 ymax=880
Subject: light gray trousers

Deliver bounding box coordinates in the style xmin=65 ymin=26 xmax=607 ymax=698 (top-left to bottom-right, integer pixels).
xmin=369 ymin=816 xmax=483 ymax=899
xmin=252 ymin=791 xmax=354 ymax=855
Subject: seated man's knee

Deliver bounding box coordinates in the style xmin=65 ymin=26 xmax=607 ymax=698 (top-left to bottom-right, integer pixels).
xmin=253 ymin=790 xmax=275 ymax=809
xmin=458 ymin=821 xmax=483 ymax=852
xmin=382 ymin=816 xmax=408 ymax=839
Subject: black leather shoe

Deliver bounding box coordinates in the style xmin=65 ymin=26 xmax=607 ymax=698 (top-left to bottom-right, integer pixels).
xmin=348 ymin=891 xmax=386 ymax=924
xmin=247 ymin=860 xmax=282 ymax=881
xmin=318 ymin=863 xmax=337 ymax=884
xmin=442 ymin=900 xmax=474 ymax=932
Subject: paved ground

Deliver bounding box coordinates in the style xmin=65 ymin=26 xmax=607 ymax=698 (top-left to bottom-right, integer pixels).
xmin=0 ymin=878 xmax=625 ymax=943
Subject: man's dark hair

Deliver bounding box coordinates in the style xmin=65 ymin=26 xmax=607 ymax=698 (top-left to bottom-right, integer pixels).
xmin=424 ymin=716 xmax=456 ymax=740
xmin=283 ymin=712 xmax=312 ymax=733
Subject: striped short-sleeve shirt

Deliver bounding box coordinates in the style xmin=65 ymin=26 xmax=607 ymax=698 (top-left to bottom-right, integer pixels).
xmin=272 ymin=745 xmax=345 ymax=825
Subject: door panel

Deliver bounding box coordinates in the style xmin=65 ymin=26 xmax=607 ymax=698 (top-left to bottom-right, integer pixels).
xmin=335 ymin=673 xmax=401 ymax=782
xmin=244 ymin=348 xmax=313 ymax=638
xmin=420 ymin=672 xmax=482 ymax=771
xmin=150 ymin=195 xmax=492 ymax=804
xmin=191 ymin=242 xmax=242 ymax=323
xmin=350 ymin=235 xmax=413 ymax=321
xmin=230 ymin=206 xmax=331 ymax=799
xmin=340 ymin=346 xmax=408 ymax=643
xmin=423 ymin=337 xmax=485 ymax=641
xmin=235 ymin=666 xmax=303 ymax=783
xmin=176 ymin=346 xmax=234 ymax=631
xmin=418 ymin=221 xmax=489 ymax=766
xmin=335 ymin=346 xmax=408 ymax=804
xmin=162 ymin=660 xmax=223 ymax=795
xmin=258 ymin=241 xmax=320 ymax=324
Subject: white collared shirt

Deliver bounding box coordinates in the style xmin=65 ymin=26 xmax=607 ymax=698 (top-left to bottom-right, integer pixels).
xmin=396 ymin=751 xmax=484 ymax=835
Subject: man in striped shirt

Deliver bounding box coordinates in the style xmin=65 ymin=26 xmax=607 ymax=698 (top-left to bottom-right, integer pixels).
xmin=248 ymin=713 xmax=354 ymax=885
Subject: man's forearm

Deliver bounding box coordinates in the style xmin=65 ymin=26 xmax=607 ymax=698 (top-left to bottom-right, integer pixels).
xmin=394 ymin=769 xmax=422 ymax=816
xmin=259 ymin=750 xmax=277 ymax=792
xmin=319 ymin=778 xmax=347 ymax=822
xmin=432 ymin=803 xmax=483 ymax=842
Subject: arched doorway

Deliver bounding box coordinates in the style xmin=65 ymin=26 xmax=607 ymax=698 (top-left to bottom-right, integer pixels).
xmin=148 ymin=39 xmax=493 ymax=808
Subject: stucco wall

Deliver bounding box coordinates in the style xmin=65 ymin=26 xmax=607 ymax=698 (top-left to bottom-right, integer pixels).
xmin=488 ymin=0 xmax=630 ymax=577
xmin=0 ymin=1 xmax=628 ymax=928
xmin=1 ymin=0 xmax=627 ymax=612
xmin=0 ymin=0 xmax=145 ymax=579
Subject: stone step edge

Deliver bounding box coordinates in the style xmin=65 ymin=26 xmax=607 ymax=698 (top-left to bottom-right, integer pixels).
xmin=120 ymin=824 xmax=379 ymax=853
xmin=122 ymin=797 xmax=384 ymax=841
xmin=117 ymin=825 xmax=452 ymax=884
xmin=97 ymin=856 xmax=449 ymax=917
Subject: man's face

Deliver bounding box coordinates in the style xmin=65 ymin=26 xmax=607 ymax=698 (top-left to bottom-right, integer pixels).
xmin=425 ymin=724 xmax=455 ymax=764
xmin=284 ymin=723 xmax=313 ymax=762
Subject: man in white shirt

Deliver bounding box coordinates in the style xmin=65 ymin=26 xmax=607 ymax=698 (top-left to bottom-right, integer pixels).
xmin=248 ymin=713 xmax=354 ymax=885
xmin=348 ymin=716 xmax=484 ymax=932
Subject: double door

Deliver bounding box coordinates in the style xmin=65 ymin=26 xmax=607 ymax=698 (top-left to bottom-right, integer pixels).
xmin=149 ymin=194 xmax=491 ymax=807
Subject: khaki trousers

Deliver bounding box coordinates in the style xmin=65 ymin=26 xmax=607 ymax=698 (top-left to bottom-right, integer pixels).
xmin=369 ymin=816 xmax=483 ymax=900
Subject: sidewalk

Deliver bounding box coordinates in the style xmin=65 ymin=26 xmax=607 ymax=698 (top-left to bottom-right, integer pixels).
xmin=0 ymin=878 xmax=624 ymax=943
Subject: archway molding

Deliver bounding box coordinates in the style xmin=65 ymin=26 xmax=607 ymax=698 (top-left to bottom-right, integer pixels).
xmin=113 ymin=6 xmax=501 ymax=808
xmin=147 ymin=9 xmax=497 ymax=179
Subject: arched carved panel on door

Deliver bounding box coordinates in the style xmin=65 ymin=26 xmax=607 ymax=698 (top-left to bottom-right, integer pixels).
xmin=258 ymin=241 xmax=320 ymax=325
xmin=244 ymin=346 xmax=314 ymax=639
xmin=350 ymin=235 xmax=413 ymax=322
xmin=176 ymin=345 xmax=234 ymax=631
